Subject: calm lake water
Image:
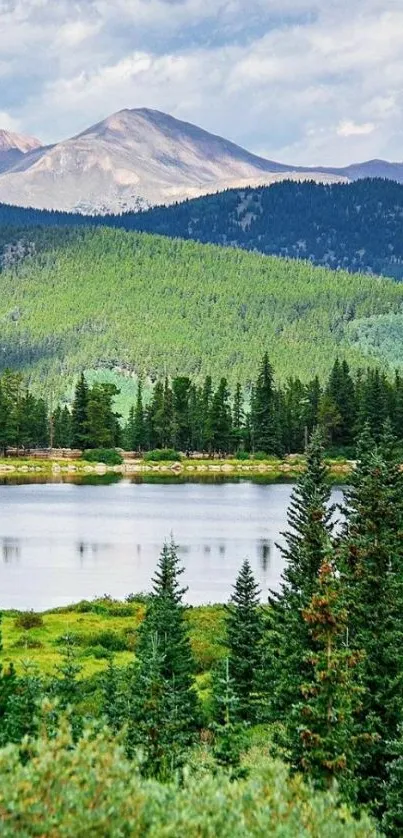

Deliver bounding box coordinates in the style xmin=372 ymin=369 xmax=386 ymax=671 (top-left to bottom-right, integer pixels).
xmin=0 ymin=479 xmax=343 ymax=610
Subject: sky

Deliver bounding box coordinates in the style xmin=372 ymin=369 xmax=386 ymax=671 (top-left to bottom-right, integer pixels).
xmin=0 ymin=0 xmax=402 ymax=166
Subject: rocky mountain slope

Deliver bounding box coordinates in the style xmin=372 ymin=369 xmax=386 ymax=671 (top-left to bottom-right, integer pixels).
xmin=0 ymin=130 xmax=42 ymax=174
xmin=0 ymin=109 xmax=346 ymax=213
xmin=0 ymin=109 xmax=401 ymax=213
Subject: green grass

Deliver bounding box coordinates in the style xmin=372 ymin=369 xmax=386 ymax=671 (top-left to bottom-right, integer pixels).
xmin=1 ymin=600 xmax=227 ymax=679
xmin=1 ymin=226 xmax=403 ymax=399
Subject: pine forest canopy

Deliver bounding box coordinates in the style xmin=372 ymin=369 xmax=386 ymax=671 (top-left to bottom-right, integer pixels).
xmin=1 ymin=178 xmax=403 ymax=278
xmin=0 ymin=225 xmax=403 ymax=399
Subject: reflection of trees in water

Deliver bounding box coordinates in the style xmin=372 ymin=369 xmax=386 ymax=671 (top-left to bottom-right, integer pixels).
xmin=258 ymin=539 xmax=271 ymax=572
xmin=2 ymin=538 xmax=20 ymax=563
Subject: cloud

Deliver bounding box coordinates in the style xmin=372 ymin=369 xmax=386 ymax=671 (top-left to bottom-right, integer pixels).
xmin=0 ymin=0 xmax=402 ymax=165
xmin=337 ymin=121 xmax=376 ymax=138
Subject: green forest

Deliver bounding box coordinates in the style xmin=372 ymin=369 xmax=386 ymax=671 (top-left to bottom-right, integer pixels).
xmin=2 ymin=355 xmax=403 ymax=457
xmin=0 ymin=225 xmax=403 ymax=399
xmin=1 ymin=429 xmax=403 ymax=835
xmin=1 ymin=177 xmax=403 ymax=277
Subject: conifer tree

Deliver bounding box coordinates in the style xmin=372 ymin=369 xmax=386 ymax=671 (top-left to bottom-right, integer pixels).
xmin=288 ymin=559 xmax=362 ymax=798
xmin=339 ymin=422 xmax=403 ymax=813
xmin=383 ymin=727 xmax=403 ymax=837
xmin=133 ymin=378 xmax=146 ymax=451
xmin=0 ymin=662 xmax=43 ymax=745
xmin=210 ymin=657 xmax=246 ymax=775
xmin=266 ymin=429 xmax=334 ymax=719
xmin=232 ymin=383 xmax=245 ymax=452
xmin=52 ymin=635 xmax=83 ymax=740
xmin=226 ymin=560 xmax=263 ymax=722
xmin=210 ymin=378 xmax=232 ymax=454
xmin=251 ymin=353 xmax=279 ymax=454
xmin=102 ymin=656 xmax=128 ymax=736
xmin=71 ymin=372 xmax=89 ymax=449
xmin=127 ymin=540 xmax=199 ymax=774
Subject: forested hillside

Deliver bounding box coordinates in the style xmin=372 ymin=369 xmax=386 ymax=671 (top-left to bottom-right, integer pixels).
xmin=1 ymin=178 xmax=403 ymax=278
xmin=0 ymin=226 xmax=402 ymax=396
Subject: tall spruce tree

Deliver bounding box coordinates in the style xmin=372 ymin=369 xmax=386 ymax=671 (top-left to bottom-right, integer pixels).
xmin=265 ymin=429 xmax=334 ymax=720
xmin=251 ymin=353 xmax=278 ymax=453
xmin=71 ymin=373 xmax=89 ymax=449
xmin=339 ymin=422 xmax=403 ymax=814
xmin=226 ymin=560 xmax=263 ymax=722
xmin=288 ymin=558 xmax=362 ymax=798
xmin=127 ymin=540 xmax=199 ymax=775
xmin=210 ymin=657 xmax=246 ymax=776
xmin=133 ymin=378 xmax=146 ymax=451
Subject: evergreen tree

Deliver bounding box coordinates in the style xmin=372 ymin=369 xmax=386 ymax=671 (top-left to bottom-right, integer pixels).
xmin=133 ymin=378 xmax=146 ymax=451
xmin=226 ymin=560 xmax=263 ymax=722
xmin=210 ymin=657 xmax=246 ymax=776
xmin=232 ymin=383 xmax=245 ymax=452
xmin=251 ymin=353 xmax=278 ymax=453
xmin=383 ymin=727 xmax=403 ymax=837
xmin=102 ymin=655 xmax=128 ymax=735
xmin=339 ymin=423 xmax=403 ymax=813
xmin=52 ymin=635 xmax=83 ymax=740
xmin=0 ymin=662 xmax=43 ymax=745
xmin=266 ymin=429 xmax=334 ymax=719
xmin=71 ymin=373 xmax=89 ymax=449
xmin=201 ymin=375 xmax=213 ymax=452
xmin=210 ymin=378 xmax=232 ymax=454
xmin=289 ymin=558 xmax=362 ymax=798
xmin=127 ymin=540 xmax=199 ymax=774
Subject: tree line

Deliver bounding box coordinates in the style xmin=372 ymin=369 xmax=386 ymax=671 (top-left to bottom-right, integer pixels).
xmin=2 ymin=354 xmax=403 ymax=456
xmin=0 ymin=427 xmax=402 ymax=834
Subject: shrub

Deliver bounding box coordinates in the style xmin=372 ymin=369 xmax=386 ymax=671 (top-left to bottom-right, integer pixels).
xmin=14 ymin=610 xmax=44 ymax=630
xmin=144 ymin=449 xmax=182 ymax=462
xmin=235 ymin=450 xmax=250 ymax=460
xmin=252 ymin=451 xmax=269 ymax=461
xmin=55 ymin=630 xmax=128 ymax=652
xmin=82 ymin=448 xmax=123 ymax=465
xmin=13 ymin=634 xmax=43 ymax=649
xmin=0 ymin=719 xmax=377 ymax=836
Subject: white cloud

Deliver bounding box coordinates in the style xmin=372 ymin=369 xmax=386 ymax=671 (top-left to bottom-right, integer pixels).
xmin=0 ymin=0 xmax=402 ymax=165
xmin=337 ymin=121 xmax=376 ymax=138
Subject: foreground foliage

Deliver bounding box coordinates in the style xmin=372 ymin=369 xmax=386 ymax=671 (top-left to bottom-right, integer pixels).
xmin=0 ymin=718 xmax=377 ymax=837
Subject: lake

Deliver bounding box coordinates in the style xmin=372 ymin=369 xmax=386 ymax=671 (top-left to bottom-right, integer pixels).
xmin=0 ymin=479 xmax=343 ymax=610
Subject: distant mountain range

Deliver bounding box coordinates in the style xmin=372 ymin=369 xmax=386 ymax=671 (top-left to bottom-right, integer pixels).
xmin=0 ymin=109 xmax=403 ymax=214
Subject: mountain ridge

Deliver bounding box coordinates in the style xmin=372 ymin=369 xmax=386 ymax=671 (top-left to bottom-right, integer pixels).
xmin=0 ymin=109 xmax=402 ymax=213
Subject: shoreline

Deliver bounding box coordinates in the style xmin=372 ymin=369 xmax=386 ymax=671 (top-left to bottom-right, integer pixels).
xmin=0 ymin=455 xmax=354 ymax=480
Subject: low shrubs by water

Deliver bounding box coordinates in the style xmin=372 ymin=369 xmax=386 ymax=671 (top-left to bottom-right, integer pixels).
xmin=144 ymin=448 xmax=182 ymax=461
xmin=82 ymin=448 xmax=123 ymax=465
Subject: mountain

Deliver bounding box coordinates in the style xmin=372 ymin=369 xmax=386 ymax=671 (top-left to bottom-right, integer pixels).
xmin=0 ymin=130 xmax=42 ymax=175
xmin=0 ymin=109 xmax=346 ymax=213
xmin=1 ymin=177 xmax=402 ymax=279
xmin=0 ymin=225 xmax=402 ymax=397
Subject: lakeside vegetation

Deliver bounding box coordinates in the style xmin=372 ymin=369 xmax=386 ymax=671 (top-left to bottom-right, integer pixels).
xmin=0 ymin=427 xmax=401 ymax=834
xmin=1 ymin=226 xmax=403 ymax=397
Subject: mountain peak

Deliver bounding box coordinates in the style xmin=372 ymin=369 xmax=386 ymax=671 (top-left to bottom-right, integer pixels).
xmin=0 ymin=129 xmax=42 ymax=154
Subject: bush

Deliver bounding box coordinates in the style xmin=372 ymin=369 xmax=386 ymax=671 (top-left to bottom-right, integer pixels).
xmin=144 ymin=449 xmax=182 ymax=461
xmin=13 ymin=634 xmax=43 ymax=649
xmin=0 ymin=719 xmax=377 ymax=836
xmin=82 ymin=448 xmax=123 ymax=465
xmin=252 ymin=451 xmax=270 ymax=460
xmin=55 ymin=630 xmax=128 ymax=652
xmin=235 ymin=450 xmax=250 ymax=460
xmin=14 ymin=610 xmax=44 ymax=630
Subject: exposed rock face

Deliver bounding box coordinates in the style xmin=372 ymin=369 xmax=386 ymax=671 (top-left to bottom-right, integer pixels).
xmin=0 ymin=109 xmax=347 ymax=213
xmin=0 ymin=109 xmax=401 ymax=214
xmin=0 ymin=130 xmax=42 ymax=174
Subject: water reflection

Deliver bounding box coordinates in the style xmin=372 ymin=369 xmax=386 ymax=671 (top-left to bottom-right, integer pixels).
xmin=258 ymin=539 xmax=272 ymax=572
xmin=2 ymin=538 xmax=20 ymax=563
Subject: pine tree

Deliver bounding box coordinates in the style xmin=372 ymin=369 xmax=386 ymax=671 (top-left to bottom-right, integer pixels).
xmin=251 ymin=353 xmax=278 ymax=454
xmin=0 ymin=662 xmax=43 ymax=745
xmin=210 ymin=378 xmax=232 ymax=454
xmin=210 ymin=657 xmax=246 ymax=776
xmin=52 ymin=635 xmax=83 ymax=740
xmin=266 ymin=429 xmax=334 ymax=719
xmin=71 ymin=373 xmax=89 ymax=449
xmin=383 ymin=727 xmax=403 ymax=836
xmin=102 ymin=655 xmax=128 ymax=735
xmin=232 ymin=383 xmax=245 ymax=453
xmin=288 ymin=559 xmax=362 ymax=798
xmin=133 ymin=378 xmax=146 ymax=451
xmin=339 ymin=422 xmax=403 ymax=813
xmin=226 ymin=560 xmax=263 ymax=722
xmin=127 ymin=540 xmax=199 ymax=775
